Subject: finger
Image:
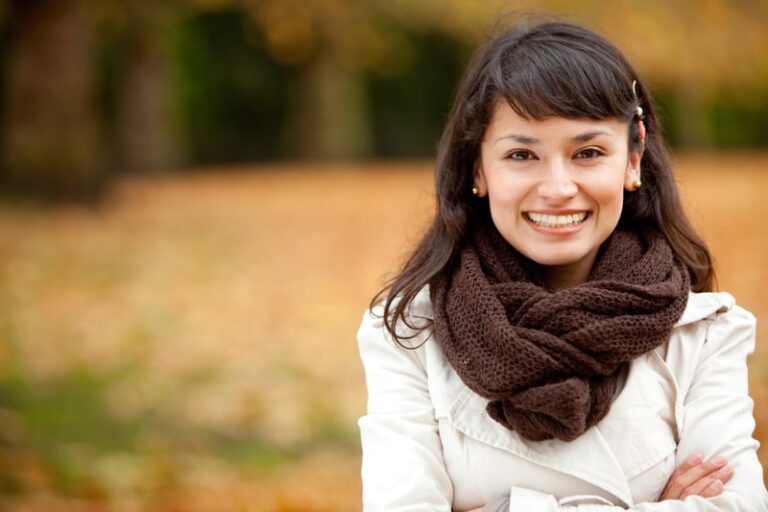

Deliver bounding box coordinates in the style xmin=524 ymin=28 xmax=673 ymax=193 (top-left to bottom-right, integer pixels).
xmin=661 ymin=453 xmax=703 ymax=498
xmin=683 ymin=478 xmax=723 ymax=499
xmin=674 ymin=453 xmax=704 ymax=478
xmin=699 ymin=479 xmax=725 ymax=498
xmin=681 ymin=476 xmax=720 ymax=498
xmin=680 ymin=463 xmax=734 ymax=499
xmin=718 ymin=464 xmax=735 ymax=484
xmin=664 ymin=456 xmax=727 ymax=499
xmin=701 ymin=465 xmax=735 ymax=497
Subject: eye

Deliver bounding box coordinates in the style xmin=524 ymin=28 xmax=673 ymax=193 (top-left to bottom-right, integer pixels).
xmin=506 ymin=150 xmax=536 ymax=161
xmin=575 ymin=148 xmax=604 ymax=159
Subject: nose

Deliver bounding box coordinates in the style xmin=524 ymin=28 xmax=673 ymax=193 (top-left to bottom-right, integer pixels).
xmin=537 ymin=160 xmax=578 ymax=202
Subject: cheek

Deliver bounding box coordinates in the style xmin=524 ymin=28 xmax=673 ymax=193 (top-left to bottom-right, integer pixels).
xmin=593 ymin=179 xmax=627 ymax=218
xmin=489 ymin=190 xmax=524 ymax=211
xmin=597 ymin=183 xmax=624 ymax=202
xmin=487 ymin=186 xmax=527 ymax=228
xmin=485 ymin=171 xmax=529 ymax=206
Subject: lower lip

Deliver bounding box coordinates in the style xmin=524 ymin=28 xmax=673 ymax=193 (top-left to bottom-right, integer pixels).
xmin=523 ymin=213 xmax=590 ymax=236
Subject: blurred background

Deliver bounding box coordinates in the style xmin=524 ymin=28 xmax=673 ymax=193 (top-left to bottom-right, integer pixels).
xmin=0 ymin=0 xmax=766 ymax=510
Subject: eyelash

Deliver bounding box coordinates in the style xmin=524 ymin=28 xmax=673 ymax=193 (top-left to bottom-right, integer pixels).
xmin=575 ymin=148 xmax=605 ymax=159
xmin=507 ymin=150 xmax=534 ymax=160
xmin=504 ymin=148 xmax=605 ymax=160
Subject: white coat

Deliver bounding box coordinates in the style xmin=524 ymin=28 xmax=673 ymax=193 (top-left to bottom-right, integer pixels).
xmin=357 ymin=287 xmax=768 ymax=511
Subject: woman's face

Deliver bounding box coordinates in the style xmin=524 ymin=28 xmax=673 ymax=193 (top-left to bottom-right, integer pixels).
xmin=474 ymin=101 xmax=642 ymax=288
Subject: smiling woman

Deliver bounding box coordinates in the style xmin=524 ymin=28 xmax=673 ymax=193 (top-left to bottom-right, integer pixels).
xmin=357 ymin=18 xmax=768 ymax=512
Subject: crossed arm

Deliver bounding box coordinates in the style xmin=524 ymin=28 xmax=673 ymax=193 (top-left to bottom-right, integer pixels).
xmin=466 ymin=454 xmax=734 ymax=512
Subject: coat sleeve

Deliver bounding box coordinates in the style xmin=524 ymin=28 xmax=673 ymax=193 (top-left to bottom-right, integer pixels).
xmin=357 ymin=308 xmax=454 ymax=511
xmin=503 ymin=305 xmax=768 ymax=512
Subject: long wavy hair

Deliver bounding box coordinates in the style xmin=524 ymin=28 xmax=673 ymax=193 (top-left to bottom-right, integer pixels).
xmin=372 ymin=19 xmax=714 ymax=343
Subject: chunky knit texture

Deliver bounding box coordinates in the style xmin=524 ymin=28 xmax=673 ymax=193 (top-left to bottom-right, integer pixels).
xmin=430 ymin=225 xmax=690 ymax=442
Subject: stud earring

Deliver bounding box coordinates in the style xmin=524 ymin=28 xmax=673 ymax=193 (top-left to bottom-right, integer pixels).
xmin=634 ymin=179 xmax=642 ymax=190
xmin=472 ymin=186 xmax=480 ymax=196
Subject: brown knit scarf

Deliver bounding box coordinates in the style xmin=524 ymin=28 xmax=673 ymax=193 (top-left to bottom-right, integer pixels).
xmin=430 ymin=225 xmax=690 ymax=442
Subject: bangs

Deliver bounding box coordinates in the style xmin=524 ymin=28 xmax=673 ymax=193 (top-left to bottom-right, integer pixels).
xmin=494 ymin=34 xmax=636 ymax=121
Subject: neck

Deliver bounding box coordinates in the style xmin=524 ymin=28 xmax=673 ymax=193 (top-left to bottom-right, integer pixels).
xmin=542 ymin=268 xmax=584 ymax=290
xmin=539 ymin=253 xmax=597 ymax=290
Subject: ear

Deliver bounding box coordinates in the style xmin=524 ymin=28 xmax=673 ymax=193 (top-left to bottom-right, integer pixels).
xmin=624 ymin=148 xmax=643 ymax=191
xmin=473 ymin=159 xmax=487 ymax=197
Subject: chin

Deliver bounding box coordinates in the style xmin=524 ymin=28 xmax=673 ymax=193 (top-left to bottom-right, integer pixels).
xmin=523 ymin=250 xmax=589 ymax=268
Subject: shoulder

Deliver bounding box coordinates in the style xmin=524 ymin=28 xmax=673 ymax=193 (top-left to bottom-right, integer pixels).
xmin=358 ymin=285 xmax=434 ymax=341
xmin=675 ymin=290 xmax=756 ymax=342
xmin=357 ymin=286 xmax=435 ymax=369
xmin=400 ymin=284 xmax=434 ymax=320
xmin=675 ymin=292 xmax=755 ymax=328
xmin=698 ymin=291 xmax=756 ymax=358
xmin=664 ymin=290 xmax=756 ymax=385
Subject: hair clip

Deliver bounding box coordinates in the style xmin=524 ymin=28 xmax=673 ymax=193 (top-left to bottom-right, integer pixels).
xmin=631 ymin=80 xmax=644 ymax=119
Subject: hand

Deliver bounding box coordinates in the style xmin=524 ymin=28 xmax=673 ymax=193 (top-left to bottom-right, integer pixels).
xmin=660 ymin=453 xmax=734 ymax=500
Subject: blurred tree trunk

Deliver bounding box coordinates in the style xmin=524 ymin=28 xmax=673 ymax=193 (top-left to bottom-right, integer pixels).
xmin=674 ymin=80 xmax=711 ymax=149
xmin=1 ymin=0 xmax=105 ymax=200
xmin=282 ymin=48 xmax=372 ymax=160
xmin=116 ymin=5 xmax=181 ymax=173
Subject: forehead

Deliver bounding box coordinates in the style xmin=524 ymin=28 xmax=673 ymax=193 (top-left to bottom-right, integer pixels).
xmin=484 ymin=100 xmax=629 ymax=141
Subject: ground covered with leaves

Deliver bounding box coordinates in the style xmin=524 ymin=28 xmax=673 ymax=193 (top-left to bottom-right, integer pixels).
xmin=0 ymin=155 xmax=767 ymax=510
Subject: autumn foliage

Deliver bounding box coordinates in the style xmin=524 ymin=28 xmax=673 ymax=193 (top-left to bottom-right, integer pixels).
xmin=0 ymin=154 xmax=767 ymax=510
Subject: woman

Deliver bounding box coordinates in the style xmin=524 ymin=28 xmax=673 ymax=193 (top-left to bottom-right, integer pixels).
xmin=357 ymin=19 xmax=768 ymax=511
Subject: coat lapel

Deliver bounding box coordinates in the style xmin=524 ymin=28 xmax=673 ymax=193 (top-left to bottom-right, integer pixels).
xmin=445 ymin=380 xmax=634 ymax=506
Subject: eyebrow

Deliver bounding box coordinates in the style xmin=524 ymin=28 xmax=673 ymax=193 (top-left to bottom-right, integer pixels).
xmin=493 ymin=130 xmax=613 ymax=145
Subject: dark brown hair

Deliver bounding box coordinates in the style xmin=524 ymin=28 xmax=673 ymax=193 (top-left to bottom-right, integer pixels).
xmin=372 ymin=19 xmax=714 ymax=342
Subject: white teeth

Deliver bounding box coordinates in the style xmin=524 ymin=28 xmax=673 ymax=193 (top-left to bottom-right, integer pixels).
xmin=526 ymin=211 xmax=587 ymax=227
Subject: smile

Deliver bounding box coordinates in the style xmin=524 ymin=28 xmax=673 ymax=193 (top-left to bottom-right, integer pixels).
xmin=524 ymin=211 xmax=590 ymax=228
